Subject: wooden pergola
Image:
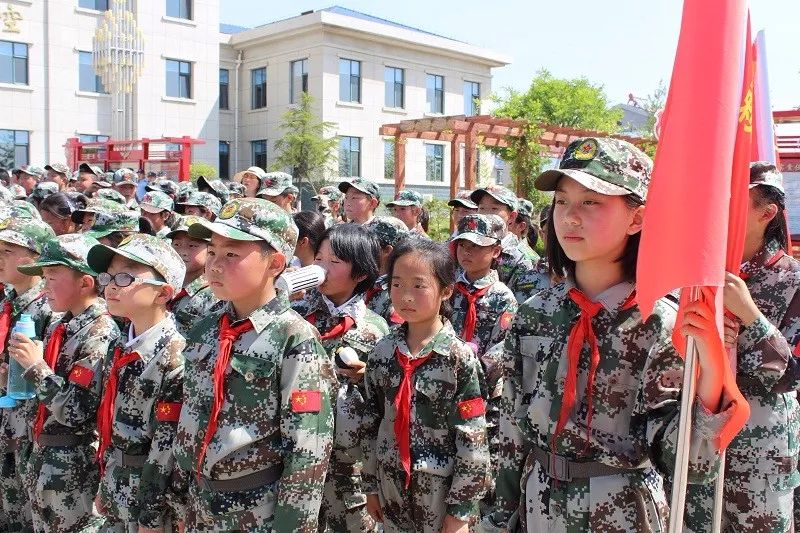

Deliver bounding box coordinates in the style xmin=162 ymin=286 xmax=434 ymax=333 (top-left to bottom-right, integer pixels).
xmin=379 ymin=114 xmax=649 ymax=197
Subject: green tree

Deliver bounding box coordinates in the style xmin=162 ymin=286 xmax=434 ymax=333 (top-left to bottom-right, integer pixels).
xmin=490 ymin=69 xmax=623 ymax=206
xmin=189 ymin=161 xmax=217 ymax=183
xmin=271 ymin=92 xmax=339 ymax=191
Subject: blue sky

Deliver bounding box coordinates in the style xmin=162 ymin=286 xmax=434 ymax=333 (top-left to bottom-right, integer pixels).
xmin=221 ymin=0 xmax=800 ymax=109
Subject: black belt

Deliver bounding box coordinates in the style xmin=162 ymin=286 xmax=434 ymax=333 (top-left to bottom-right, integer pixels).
xmin=36 ymin=433 xmax=94 ymax=447
xmin=198 ymin=464 xmax=283 ymax=493
xmin=531 ymin=446 xmax=642 ymax=482
xmin=111 ymin=448 xmax=147 ymax=468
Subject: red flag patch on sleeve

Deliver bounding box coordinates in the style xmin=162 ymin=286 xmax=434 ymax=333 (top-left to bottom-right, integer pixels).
xmin=794 ymin=341 xmax=800 ymax=357
xmin=67 ymin=365 xmax=94 ymax=388
xmin=458 ymin=397 xmax=486 ymax=420
xmin=155 ymin=401 xmax=182 ymax=422
xmin=499 ymin=311 xmax=514 ymax=330
xmin=291 ymin=390 xmax=321 ymax=413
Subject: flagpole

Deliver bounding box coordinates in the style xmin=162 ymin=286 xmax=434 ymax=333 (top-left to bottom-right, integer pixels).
xmin=668 ymin=286 xmax=700 ymax=533
xmin=711 ymin=450 xmax=725 ymax=532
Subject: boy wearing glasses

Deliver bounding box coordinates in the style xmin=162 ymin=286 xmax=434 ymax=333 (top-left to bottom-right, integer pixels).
xmin=86 ymin=234 xmax=187 ymax=533
xmin=174 ymin=198 xmax=336 ymax=531
xmin=8 ymin=233 xmax=120 ymax=532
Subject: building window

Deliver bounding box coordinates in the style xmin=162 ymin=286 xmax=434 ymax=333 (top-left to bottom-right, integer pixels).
xmin=219 ymin=69 xmax=229 ymax=110
xmin=251 ymin=140 xmax=267 ymax=170
xmin=166 ymin=0 xmax=191 ymax=19
xmin=384 ymin=67 xmax=404 ymax=109
xmin=0 ymin=130 xmax=29 ymax=169
xmin=251 ymin=67 xmax=266 ymax=109
xmin=166 ymin=59 xmax=191 ymax=99
xmin=426 ymin=74 xmax=444 ymax=114
xmin=79 ymin=0 xmax=108 ymax=10
xmin=464 ymin=81 xmax=480 ymax=116
xmin=338 ymin=136 xmax=361 ymax=177
xmin=0 ymin=40 xmax=28 ymax=85
xmin=78 ymin=134 xmax=109 ymax=143
xmin=425 ymin=143 xmax=444 ymax=182
xmin=339 ymin=59 xmax=361 ymax=103
xmin=290 ymin=59 xmax=308 ymax=104
xmin=219 ymin=141 xmax=230 ymax=180
xmin=78 ymin=51 xmax=105 ymax=93
xmin=384 ymin=139 xmax=395 ymax=180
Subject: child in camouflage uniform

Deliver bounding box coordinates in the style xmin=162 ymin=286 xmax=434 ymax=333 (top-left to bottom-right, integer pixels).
xmin=87 ymin=234 xmax=187 ymax=532
xmin=0 ymin=217 xmax=58 ymax=533
xmin=9 ymin=233 xmax=120 ymax=532
xmin=363 ymin=237 xmax=490 ymax=533
xmin=166 ymin=215 xmax=219 ymax=337
xmin=139 ymin=191 xmax=174 ymax=239
xmin=302 ymin=224 xmax=389 ymax=532
xmin=175 ymin=192 xmax=221 ymax=222
xmin=485 ymin=138 xmax=736 ymax=532
xmin=174 ymin=198 xmax=336 ymax=531
xmin=685 ymin=162 xmax=800 ymax=532
xmin=364 ymin=216 xmax=408 ymax=326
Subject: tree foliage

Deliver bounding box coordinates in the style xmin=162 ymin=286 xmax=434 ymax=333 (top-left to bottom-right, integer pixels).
xmin=189 ymin=161 xmax=217 ymax=183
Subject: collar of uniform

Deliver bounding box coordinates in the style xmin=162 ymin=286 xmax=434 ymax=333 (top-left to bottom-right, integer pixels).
xmin=563 ymin=277 xmax=635 ymax=313
xmin=224 ymin=291 xmax=291 ymax=334
xmin=320 ymin=292 xmax=365 ymax=321
xmin=184 ymin=275 xmax=209 ymax=297
xmin=65 ymin=300 xmax=107 ymax=335
xmin=124 ymin=315 xmax=177 ymax=364
xmin=457 ymin=268 xmax=498 ymax=290
xmin=396 ymin=319 xmax=455 ymax=360
xmin=741 ymin=239 xmax=782 ymax=278
xmin=11 ymin=279 xmax=47 ymax=316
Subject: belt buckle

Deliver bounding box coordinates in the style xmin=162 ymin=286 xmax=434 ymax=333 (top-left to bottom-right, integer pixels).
xmin=549 ymin=452 xmax=571 ymax=482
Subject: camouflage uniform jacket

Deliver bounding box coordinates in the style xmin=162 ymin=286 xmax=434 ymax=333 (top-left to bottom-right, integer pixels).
xmin=497 ymin=233 xmax=535 ymax=303
xmin=169 ymin=274 xmax=219 ymax=338
xmin=23 ymin=300 xmax=120 ymax=438
xmin=0 ymin=280 xmax=59 ymax=449
xmin=362 ymin=320 xmax=490 ymax=522
xmin=517 ymin=240 xmax=540 ymax=263
xmin=365 ymin=274 xmax=402 ymax=326
xmin=174 ymin=293 xmax=336 ymax=531
xmin=513 ymin=256 xmax=553 ymax=303
xmin=97 ymin=315 xmax=185 ymax=529
xmin=489 ymin=279 xmax=735 ymax=530
xmin=730 ymin=240 xmax=800 ymax=478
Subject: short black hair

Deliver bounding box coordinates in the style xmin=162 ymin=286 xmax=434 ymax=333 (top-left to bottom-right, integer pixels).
xmin=546 ymin=194 xmax=643 ymax=281
xmin=39 ymin=193 xmax=77 ymax=219
xmin=293 ymin=211 xmax=327 ymax=252
xmin=315 ymin=223 xmax=380 ymax=295
xmin=388 ymin=236 xmax=455 ymax=317
xmin=752 ymin=184 xmax=790 ymax=251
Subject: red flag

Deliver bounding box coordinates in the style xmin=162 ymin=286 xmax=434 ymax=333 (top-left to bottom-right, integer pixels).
xmin=636 ymin=0 xmax=751 ymax=450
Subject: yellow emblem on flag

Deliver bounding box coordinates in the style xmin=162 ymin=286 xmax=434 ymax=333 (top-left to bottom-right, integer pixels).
xmin=739 ymin=82 xmax=753 ymax=134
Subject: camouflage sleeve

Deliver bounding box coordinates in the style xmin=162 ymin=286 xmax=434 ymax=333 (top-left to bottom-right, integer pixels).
xmin=736 ymin=313 xmax=792 ymax=391
xmin=639 ymin=322 xmax=732 ymax=485
xmin=445 ymin=349 xmax=490 ymax=522
xmin=361 ymin=350 xmax=384 ymax=495
xmin=487 ymin=296 xmax=518 ymax=367
xmin=274 ymin=336 xmax=334 ymax=532
xmin=488 ymin=323 xmax=528 ymax=527
xmin=137 ymin=348 xmax=185 ymax=529
xmin=764 ymin=291 xmax=800 ymax=393
xmin=23 ymin=325 xmax=117 ymax=428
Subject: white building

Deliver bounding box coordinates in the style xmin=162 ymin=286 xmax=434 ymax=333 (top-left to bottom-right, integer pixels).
xmin=1 ymin=2 xmax=509 ymax=197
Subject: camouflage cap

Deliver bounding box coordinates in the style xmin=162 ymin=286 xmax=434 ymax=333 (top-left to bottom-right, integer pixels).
xmin=453 ymin=214 xmax=504 ymax=247
xmin=0 ymin=218 xmax=56 ymax=254
xmin=0 ymin=201 xmax=42 ymax=221
xmin=29 ymin=181 xmax=60 ymax=201
xmin=146 ymin=178 xmax=179 ymax=197
xmin=165 ymin=214 xmax=209 ymax=241
xmin=256 ymin=172 xmax=299 ymax=197
xmin=535 ymin=137 xmax=652 ymax=201
xmin=233 ymin=166 xmax=267 ymax=187
xmin=18 ymin=233 xmax=100 ymax=276
xmin=470 ymin=185 xmax=518 ymax=211
xmin=78 ymin=163 xmax=103 ymax=177
xmin=386 ymin=189 xmax=423 ymax=207
xmin=516 ymin=198 xmax=534 ymax=218
xmin=313 ymin=185 xmax=343 ymax=202
xmin=113 ymin=168 xmax=138 ymax=186
xmin=96 ymin=188 xmax=127 ymax=205
xmin=75 ymin=199 xmax=139 ymax=238
xmin=365 ymin=216 xmax=409 ymax=248
xmin=0 ymin=185 xmax=12 ymax=203
xmin=749 ymin=161 xmax=784 ymax=194
xmin=140 ymin=190 xmax=174 ymax=213
xmin=93 ymin=174 xmax=113 ymax=188
xmin=9 ymin=184 xmax=26 ymax=200
xmin=71 ymin=197 xmax=124 ymax=223
xmin=88 ymin=233 xmax=186 ymax=293
xmin=448 ymin=190 xmax=478 ymax=209
xmin=338 ymin=177 xmax=380 ymax=200
xmin=44 ymin=163 xmax=70 ymax=176
xmin=20 ymin=165 xmax=45 ymax=178
xmin=177 ymin=191 xmax=221 ymax=216
xmin=197 ymin=176 xmax=230 ymax=203
xmin=227 ymin=181 xmax=245 ymax=198
xmin=188 ymin=198 xmax=298 ymax=264
xmin=176 ymin=181 xmax=197 ymax=203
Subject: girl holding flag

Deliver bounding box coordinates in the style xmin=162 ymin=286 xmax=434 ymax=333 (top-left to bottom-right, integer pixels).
xmin=484 ymin=137 xmax=735 ymax=532
xmin=684 ymin=162 xmax=800 ymax=532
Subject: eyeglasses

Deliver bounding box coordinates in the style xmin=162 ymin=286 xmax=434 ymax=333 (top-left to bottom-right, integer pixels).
xmin=97 ymin=272 xmax=166 ymax=288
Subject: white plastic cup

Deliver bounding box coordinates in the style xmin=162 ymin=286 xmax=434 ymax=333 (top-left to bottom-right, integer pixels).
xmin=276 ymin=264 xmax=326 ymax=294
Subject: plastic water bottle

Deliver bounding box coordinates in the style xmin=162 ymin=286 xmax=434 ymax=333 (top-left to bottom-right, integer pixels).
xmin=276 ymin=265 xmax=326 ymax=294
xmin=7 ymin=314 xmax=36 ymax=400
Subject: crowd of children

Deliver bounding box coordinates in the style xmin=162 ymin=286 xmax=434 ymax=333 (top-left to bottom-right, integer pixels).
xmin=0 ymin=137 xmax=796 ymax=532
